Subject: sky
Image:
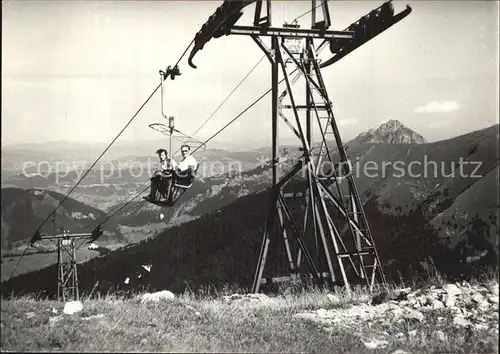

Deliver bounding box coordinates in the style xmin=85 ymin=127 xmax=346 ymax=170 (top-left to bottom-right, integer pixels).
xmin=2 ymin=0 xmax=499 ymax=150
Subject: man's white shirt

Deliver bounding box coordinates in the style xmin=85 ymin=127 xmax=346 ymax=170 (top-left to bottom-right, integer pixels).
xmin=178 ymin=155 xmax=197 ymax=172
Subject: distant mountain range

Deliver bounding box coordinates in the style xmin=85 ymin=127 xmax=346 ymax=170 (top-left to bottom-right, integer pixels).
xmin=1 ymin=147 xmax=264 ymax=180
xmin=0 ymin=120 xmax=424 ymax=175
xmin=1 ymin=122 xmax=498 ymax=297
xmin=1 ymin=139 xmax=262 ymax=173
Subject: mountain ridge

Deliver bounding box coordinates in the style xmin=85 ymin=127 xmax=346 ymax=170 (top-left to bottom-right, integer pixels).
xmin=349 ymin=119 xmax=427 ymax=145
xmin=1 ymin=188 xmax=124 ymax=250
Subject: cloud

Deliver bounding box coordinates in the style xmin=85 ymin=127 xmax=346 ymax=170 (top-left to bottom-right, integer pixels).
xmin=413 ymin=101 xmax=460 ymax=114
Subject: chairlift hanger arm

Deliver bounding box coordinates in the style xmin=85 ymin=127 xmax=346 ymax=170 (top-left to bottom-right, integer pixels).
xmin=149 ymin=123 xmax=202 ymax=143
xmin=149 ymin=123 xmax=172 ymax=137
xmin=171 ymin=130 xmax=207 ymax=148
xmin=148 ymin=123 xmax=207 ymax=151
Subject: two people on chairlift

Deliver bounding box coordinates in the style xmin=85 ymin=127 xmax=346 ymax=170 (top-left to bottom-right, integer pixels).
xmin=147 ymin=144 xmax=197 ymax=202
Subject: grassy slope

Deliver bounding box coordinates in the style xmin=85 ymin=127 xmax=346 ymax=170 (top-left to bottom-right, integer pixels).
xmin=1 ymin=276 xmax=498 ymax=353
xmin=431 ymin=165 xmax=500 ymax=249
xmin=346 ymin=125 xmax=499 ymax=208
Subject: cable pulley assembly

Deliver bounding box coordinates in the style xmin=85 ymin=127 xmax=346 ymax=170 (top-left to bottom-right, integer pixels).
xmin=29 ymin=229 xmax=42 ymax=246
xmin=160 ymin=65 xmax=182 ymax=80
xmin=87 ymin=225 xmax=104 ymax=244
xmin=188 ymin=0 xmax=256 ymax=69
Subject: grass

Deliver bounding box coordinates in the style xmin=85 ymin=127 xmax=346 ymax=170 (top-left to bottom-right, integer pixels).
xmin=1 ymin=272 xmax=498 ymax=353
xmin=1 ymin=294 xmax=362 ymax=353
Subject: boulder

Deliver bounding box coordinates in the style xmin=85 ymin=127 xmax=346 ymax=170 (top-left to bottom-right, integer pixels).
xmin=63 ymin=301 xmax=83 ymax=315
xmin=141 ymin=290 xmax=175 ymax=303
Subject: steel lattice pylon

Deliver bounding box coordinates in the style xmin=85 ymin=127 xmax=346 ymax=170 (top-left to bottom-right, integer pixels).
xmin=57 ymin=235 xmax=80 ymax=302
xmin=185 ymin=0 xmax=412 ymax=293
xmin=34 ymin=226 xmax=96 ymax=302
xmin=244 ymin=0 xmax=408 ymax=293
xmin=251 ymin=34 xmax=386 ymax=293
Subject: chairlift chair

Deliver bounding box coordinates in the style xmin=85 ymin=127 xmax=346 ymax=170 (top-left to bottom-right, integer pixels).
xmin=144 ymin=70 xmax=206 ymax=207
xmin=146 ymin=163 xmax=201 ymax=207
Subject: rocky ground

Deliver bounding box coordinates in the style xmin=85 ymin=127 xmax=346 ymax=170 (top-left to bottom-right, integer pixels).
xmin=292 ymin=281 xmax=499 ymax=350
xmin=216 ymin=280 xmax=499 ymax=351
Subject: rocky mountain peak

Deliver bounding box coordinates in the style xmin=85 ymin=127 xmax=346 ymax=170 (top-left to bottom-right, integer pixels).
xmin=378 ymin=119 xmax=405 ymax=132
xmin=354 ymin=120 xmax=427 ymax=144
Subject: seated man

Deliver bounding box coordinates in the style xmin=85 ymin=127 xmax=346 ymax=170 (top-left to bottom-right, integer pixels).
xmin=172 ymin=144 xmax=197 ymax=187
xmin=146 ymin=149 xmax=177 ymax=201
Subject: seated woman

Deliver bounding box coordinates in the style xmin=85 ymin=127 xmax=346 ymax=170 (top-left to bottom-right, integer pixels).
xmin=146 ymin=149 xmax=177 ymax=202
